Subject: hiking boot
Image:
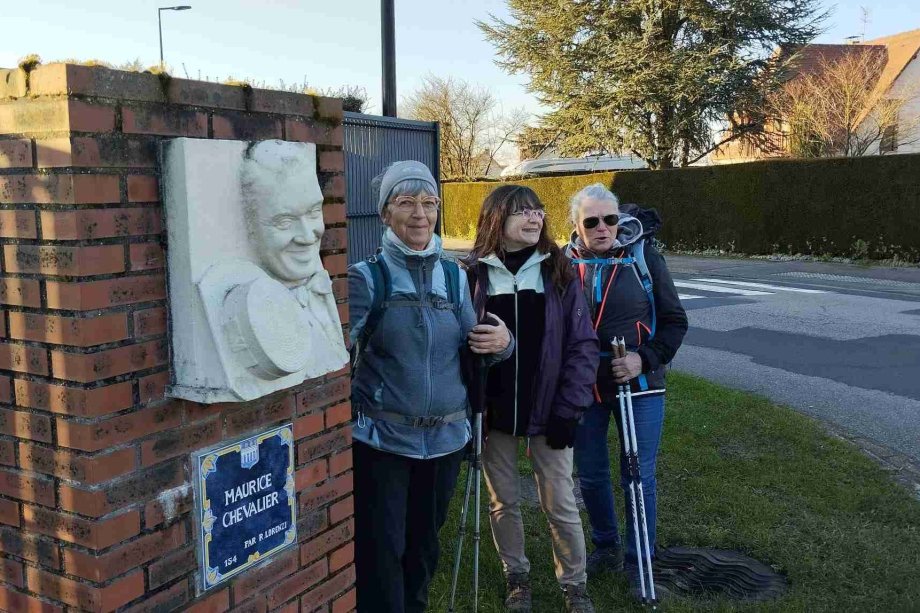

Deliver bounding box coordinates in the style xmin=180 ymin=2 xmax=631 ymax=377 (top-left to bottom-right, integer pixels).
xmin=586 ymin=544 xmax=625 ymax=576
xmin=562 ymin=582 xmax=595 ymax=613
xmin=625 ymin=562 xmax=672 ymax=602
xmin=504 ymin=572 xmax=532 ymax=612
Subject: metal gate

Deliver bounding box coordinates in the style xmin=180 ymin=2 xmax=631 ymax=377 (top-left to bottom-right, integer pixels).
xmin=342 ymin=112 xmax=440 ymax=263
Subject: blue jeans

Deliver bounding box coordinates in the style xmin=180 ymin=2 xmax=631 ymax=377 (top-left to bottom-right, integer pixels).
xmin=573 ymin=394 xmax=665 ymax=563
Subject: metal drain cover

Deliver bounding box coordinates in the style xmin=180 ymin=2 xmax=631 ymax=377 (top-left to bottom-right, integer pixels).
xmin=654 ymin=547 xmax=789 ymax=602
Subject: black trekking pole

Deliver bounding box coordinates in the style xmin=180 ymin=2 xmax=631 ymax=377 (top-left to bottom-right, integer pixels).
xmin=448 ymin=316 xmax=494 ymax=613
xmin=615 ymin=337 xmax=658 ymax=608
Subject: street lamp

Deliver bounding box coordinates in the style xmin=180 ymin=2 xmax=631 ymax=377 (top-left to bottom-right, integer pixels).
xmin=158 ymin=5 xmax=192 ymax=70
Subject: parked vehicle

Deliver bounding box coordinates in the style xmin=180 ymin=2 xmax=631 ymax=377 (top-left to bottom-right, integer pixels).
xmin=500 ymin=155 xmax=648 ymax=177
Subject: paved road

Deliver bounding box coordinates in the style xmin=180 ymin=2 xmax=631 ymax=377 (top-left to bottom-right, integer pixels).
xmin=444 ymin=239 xmax=920 ymax=464
xmin=663 ymin=255 xmax=920 ymax=464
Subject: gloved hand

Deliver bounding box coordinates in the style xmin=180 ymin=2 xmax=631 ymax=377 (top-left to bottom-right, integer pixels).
xmin=546 ymin=413 xmax=580 ymax=450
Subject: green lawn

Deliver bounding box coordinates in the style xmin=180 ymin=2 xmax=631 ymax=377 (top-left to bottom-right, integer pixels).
xmin=427 ymin=372 xmax=920 ymax=612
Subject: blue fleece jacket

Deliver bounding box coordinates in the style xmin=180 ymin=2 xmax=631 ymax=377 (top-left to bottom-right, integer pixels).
xmin=348 ymin=230 xmax=514 ymax=459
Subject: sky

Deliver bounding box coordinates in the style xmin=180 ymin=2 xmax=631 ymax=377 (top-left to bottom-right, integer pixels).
xmin=2 ymin=1 xmax=918 ymax=120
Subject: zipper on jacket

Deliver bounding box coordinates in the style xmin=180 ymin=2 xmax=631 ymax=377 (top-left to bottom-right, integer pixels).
xmin=421 ymin=260 xmax=433 ymax=457
xmin=512 ymin=275 xmax=519 ymax=437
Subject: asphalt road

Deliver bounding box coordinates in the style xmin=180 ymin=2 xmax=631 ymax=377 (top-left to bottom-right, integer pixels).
xmin=661 ymin=254 xmax=920 ymax=463
xmin=444 ymin=239 xmax=920 ymax=463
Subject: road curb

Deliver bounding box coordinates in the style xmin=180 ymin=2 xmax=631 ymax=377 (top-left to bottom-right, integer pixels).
xmin=822 ymin=422 xmax=920 ymax=501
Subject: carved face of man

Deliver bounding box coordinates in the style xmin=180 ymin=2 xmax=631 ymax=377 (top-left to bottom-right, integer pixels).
xmin=243 ymin=152 xmax=326 ymax=286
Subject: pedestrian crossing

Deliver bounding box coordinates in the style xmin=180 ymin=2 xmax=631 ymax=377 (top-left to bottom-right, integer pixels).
xmin=674 ymin=278 xmax=828 ymax=301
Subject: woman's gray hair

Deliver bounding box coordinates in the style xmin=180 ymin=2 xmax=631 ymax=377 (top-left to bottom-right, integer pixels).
xmin=371 ymin=163 xmax=438 ymax=220
xmin=568 ymin=183 xmax=619 ymax=226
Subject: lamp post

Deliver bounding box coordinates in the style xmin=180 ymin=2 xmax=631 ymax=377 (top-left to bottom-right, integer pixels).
xmin=381 ymin=0 xmax=396 ymax=117
xmin=158 ymin=5 xmax=192 ymax=70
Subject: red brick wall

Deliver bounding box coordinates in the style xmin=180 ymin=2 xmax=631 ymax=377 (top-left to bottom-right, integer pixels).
xmin=0 ymin=63 xmax=353 ymax=613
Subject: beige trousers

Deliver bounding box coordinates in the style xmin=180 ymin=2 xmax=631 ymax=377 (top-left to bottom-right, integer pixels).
xmin=481 ymin=430 xmax=587 ymax=586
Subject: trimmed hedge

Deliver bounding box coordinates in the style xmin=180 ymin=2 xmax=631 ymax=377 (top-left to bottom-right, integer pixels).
xmin=443 ymin=153 xmax=920 ymax=261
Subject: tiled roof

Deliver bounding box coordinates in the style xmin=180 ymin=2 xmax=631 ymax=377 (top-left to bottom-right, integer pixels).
xmin=861 ymin=28 xmax=920 ymax=96
xmin=783 ymin=28 xmax=920 ymax=93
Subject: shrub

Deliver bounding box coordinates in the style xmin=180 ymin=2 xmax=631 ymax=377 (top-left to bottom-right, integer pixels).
xmin=443 ymin=154 xmax=920 ymax=261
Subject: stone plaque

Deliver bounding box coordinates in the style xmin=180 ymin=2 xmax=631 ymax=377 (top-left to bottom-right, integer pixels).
xmin=192 ymin=424 xmax=297 ymax=591
xmin=161 ymin=138 xmax=349 ymax=403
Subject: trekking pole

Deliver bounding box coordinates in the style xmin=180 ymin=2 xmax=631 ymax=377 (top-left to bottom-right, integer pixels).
xmin=472 ymin=404 xmax=483 ymax=612
xmin=447 ymin=461 xmax=473 ymax=612
xmin=448 ymin=314 xmax=495 ymax=613
xmin=616 ymin=337 xmax=658 ymax=608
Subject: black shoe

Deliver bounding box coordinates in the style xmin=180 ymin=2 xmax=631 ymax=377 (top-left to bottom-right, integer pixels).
xmin=586 ymin=544 xmax=624 ymax=576
xmin=625 ymin=561 xmax=672 ymax=602
xmin=562 ymin=583 xmax=596 ymax=613
xmin=504 ymin=572 xmax=532 ymax=612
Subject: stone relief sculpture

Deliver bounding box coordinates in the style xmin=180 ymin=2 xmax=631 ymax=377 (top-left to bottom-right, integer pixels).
xmin=162 ymin=138 xmax=349 ymax=403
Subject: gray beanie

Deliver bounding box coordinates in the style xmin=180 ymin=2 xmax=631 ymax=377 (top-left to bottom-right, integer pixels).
xmin=376 ymin=160 xmax=438 ymax=216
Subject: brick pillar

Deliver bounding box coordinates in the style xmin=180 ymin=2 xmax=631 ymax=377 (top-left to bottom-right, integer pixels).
xmin=0 ymin=63 xmax=353 ymax=613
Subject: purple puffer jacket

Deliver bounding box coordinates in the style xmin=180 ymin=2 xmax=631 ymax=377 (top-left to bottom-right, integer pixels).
xmin=466 ymin=259 xmax=600 ymax=436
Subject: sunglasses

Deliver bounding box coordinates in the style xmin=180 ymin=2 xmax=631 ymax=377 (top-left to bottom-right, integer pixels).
xmin=582 ymin=214 xmax=619 ymax=230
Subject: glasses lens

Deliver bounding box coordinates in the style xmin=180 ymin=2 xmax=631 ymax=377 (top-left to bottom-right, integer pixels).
xmin=604 ymin=214 xmax=619 ymax=226
xmin=582 ymin=216 xmax=600 ymax=229
xmin=523 ymin=209 xmax=545 ymax=221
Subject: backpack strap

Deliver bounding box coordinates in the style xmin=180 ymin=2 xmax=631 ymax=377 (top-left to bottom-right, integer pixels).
xmin=440 ymin=258 xmax=462 ymax=324
xmin=629 ymin=238 xmax=656 ymax=391
xmin=351 ymin=252 xmax=391 ymax=376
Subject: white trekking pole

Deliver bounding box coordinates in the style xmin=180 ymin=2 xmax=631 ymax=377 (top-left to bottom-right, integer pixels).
xmin=615 ymin=337 xmax=658 ymax=608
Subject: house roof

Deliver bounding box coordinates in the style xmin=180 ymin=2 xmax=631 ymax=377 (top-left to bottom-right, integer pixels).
xmin=785 ymin=43 xmax=886 ymax=79
xmin=861 ymin=28 xmax=920 ymax=96
xmin=784 ymin=28 xmax=920 ymax=92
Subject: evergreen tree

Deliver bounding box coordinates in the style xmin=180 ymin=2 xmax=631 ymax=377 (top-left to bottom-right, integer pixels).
xmin=479 ymin=1 xmax=828 ymax=168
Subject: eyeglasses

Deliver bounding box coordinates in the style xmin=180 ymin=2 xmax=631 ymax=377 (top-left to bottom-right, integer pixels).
xmin=582 ymin=214 xmax=619 ymax=230
xmin=392 ymin=196 xmax=441 ymax=214
xmin=510 ymin=208 xmax=546 ymax=222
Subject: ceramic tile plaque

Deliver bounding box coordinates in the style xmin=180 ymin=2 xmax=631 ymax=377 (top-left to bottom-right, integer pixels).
xmin=192 ymin=424 xmax=297 ymax=591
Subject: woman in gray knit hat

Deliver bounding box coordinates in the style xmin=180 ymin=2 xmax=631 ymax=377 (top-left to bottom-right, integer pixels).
xmin=348 ymin=161 xmax=513 ymax=613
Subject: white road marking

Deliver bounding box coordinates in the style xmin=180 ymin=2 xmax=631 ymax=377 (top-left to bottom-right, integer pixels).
xmin=678 ymin=293 xmax=705 ymax=300
xmin=673 ymin=281 xmax=772 ymax=296
xmin=691 ymin=278 xmax=827 ymax=294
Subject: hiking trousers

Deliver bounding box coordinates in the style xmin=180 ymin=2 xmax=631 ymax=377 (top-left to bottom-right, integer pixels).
xmin=482 ymin=430 xmax=588 ymax=585
xmin=353 ymin=441 xmax=464 ymax=613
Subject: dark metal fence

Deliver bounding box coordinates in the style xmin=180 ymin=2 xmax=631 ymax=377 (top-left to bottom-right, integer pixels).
xmin=342 ymin=112 xmax=440 ymax=263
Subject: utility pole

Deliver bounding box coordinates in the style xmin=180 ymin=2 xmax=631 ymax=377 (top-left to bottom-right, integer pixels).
xmin=381 ymin=0 xmax=397 ymax=117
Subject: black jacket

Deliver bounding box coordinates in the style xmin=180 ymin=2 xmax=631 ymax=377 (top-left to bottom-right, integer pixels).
xmin=566 ymin=204 xmax=688 ymax=396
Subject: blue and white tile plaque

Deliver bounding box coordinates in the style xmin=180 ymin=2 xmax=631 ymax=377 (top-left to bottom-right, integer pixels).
xmin=193 ymin=424 xmax=297 ymax=591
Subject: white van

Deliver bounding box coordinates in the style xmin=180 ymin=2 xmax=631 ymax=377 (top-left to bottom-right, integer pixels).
xmin=500 ymin=154 xmax=648 ymax=177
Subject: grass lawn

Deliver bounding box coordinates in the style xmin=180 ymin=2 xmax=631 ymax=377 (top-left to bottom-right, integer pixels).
xmin=427 ymin=372 xmax=920 ymax=612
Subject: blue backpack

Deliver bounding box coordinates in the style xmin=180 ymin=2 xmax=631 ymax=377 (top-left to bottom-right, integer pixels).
xmin=572 ymin=237 xmax=656 ymax=390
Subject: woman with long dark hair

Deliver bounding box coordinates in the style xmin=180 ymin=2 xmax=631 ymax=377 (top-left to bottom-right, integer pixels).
xmin=462 ymin=185 xmax=599 ymax=613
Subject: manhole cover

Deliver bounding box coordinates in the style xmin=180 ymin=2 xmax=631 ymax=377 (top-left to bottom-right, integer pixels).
xmin=773 ymin=271 xmax=920 ymax=288
xmin=654 ymin=547 xmax=789 ymax=602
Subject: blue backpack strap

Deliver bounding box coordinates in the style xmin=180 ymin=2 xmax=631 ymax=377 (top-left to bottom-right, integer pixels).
xmin=629 ymin=239 xmax=655 ymax=391
xmin=440 ymin=258 xmax=462 ymax=324
xmin=352 ymin=252 xmax=391 ymax=373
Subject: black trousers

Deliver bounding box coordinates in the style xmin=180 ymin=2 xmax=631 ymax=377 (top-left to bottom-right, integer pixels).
xmin=353 ymin=440 xmax=465 ymax=613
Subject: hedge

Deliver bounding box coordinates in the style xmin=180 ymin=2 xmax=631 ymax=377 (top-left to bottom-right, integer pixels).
xmin=442 ymin=153 xmax=920 ymax=261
